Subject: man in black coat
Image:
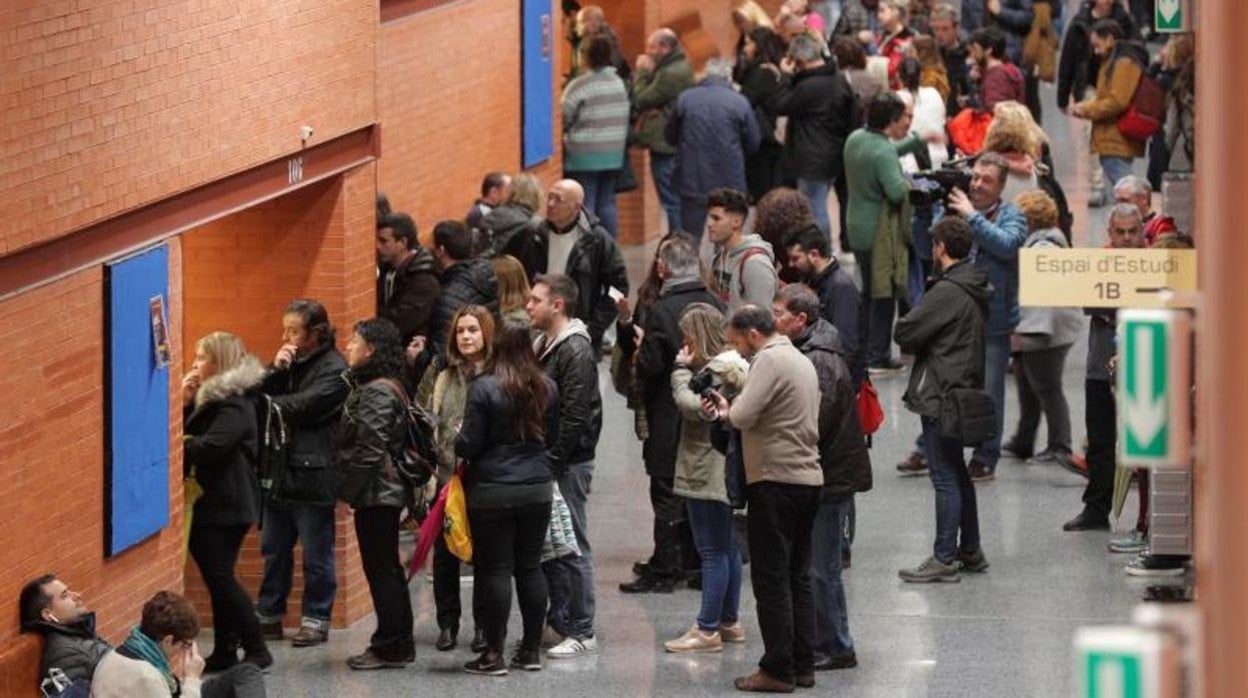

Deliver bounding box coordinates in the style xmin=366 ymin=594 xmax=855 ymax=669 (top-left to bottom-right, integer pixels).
xmin=768 ymin=33 xmax=858 ymax=239
xmin=784 ymin=224 xmax=863 ymax=384
xmin=929 ymin=4 xmax=972 ymax=115
xmin=256 ymin=299 xmax=350 ymax=646
xmin=528 ymin=274 xmax=603 ymax=657
xmin=519 ymin=179 xmax=628 ymax=353
xmin=773 ymin=285 xmax=871 ymax=671
xmin=619 ymin=235 xmax=724 ymax=593
xmin=427 ymin=219 xmax=500 ymax=360
xmin=376 ymin=212 xmax=441 ymax=345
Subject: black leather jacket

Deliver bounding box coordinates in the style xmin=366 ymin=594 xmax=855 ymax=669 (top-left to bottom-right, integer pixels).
xmin=261 ymin=342 xmax=349 ymax=508
xmin=429 ymin=258 xmax=499 ymax=359
xmin=535 ymin=320 xmax=602 ymax=476
xmin=336 ymin=370 xmax=408 ymax=509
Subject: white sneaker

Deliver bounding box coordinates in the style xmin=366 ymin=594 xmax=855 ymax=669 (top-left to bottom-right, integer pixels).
xmin=546 ymin=636 xmax=598 ymax=658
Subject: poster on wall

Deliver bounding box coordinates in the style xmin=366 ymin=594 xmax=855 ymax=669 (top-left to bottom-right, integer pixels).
xmin=150 ymin=295 xmax=171 ymax=368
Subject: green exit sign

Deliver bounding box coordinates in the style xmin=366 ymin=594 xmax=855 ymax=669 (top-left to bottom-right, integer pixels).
xmin=1155 ymin=0 xmax=1190 ymax=32
xmin=1075 ymin=626 xmax=1180 ymax=698
xmin=1118 ymin=310 xmax=1192 ymax=468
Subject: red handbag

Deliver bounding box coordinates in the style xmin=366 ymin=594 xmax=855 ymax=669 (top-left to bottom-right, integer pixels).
xmin=857 ymin=379 xmax=885 ymax=435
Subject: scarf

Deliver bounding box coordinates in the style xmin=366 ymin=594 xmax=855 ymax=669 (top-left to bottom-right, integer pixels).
xmin=118 ymin=626 xmax=179 ymax=695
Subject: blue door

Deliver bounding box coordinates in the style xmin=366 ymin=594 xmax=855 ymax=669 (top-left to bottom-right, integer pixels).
xmin=522 ymin=0 xmax=554 ymax=168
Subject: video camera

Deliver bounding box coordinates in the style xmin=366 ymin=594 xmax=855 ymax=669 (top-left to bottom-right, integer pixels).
xmin=688 ymin=367 xmax=739 ymax=402
xmin=907 ymin=157 xmax=974 ymax=207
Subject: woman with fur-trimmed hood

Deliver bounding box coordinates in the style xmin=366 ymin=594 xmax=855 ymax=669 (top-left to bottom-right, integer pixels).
xmin=181 ymin=331 xmax=272 ymax=671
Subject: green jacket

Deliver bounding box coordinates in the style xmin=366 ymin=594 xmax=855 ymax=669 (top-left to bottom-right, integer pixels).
xmin=631 ymin=49 xmax=694 ymax=155
xmin=843 ymin=128 xmax=919 ymax=252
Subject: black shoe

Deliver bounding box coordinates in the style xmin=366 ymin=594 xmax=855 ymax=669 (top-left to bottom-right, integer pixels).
xmin=471 ymin=628 xmax=488 ymax=653
xmin=956 ymin=548 xmax=990 ymax=573
xmin=868 ymin=358 xmax=906 ymax=376
xmin=813 ymin=653 xmax=858 ymax=671
xmin=796 ymin=672 xmax=816 ymax=688
xmin=510 ymin=648 xmax=542 ymax=671
xmin=619 ymin=573 xmax=676 ymax=594
xmin=436 ymin=628 xmax=458 ymax=652
xmin=1063 ymin=510 xmax=1111 ymax=531
xmin=841 ymin=548 xmax=852 ymax=570
xmin=203 ymin=648 xmax=239 ymax=674
xmin=241 ymin=649 xmax=274 ymax=674
xmin=1001 ymin=440 xmax=1034 ymax=460
xmin=259 ymin=620 xmax=284 ymax=641
xmin=464 ymin=651 xmax=508 ymax=676
xmin=632 ymin=559 xmax=653 ymax=577
xmin=347 ymin=648 xmax=412 ymax=670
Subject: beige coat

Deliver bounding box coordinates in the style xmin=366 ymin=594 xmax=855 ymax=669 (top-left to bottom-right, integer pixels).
xmin=91 ymin=650 xmax=201 ymax=698
xmin=671 ymin=351 xmax=750 ymax=504
xmin=726 ymin=336 xmax=824 ymax=487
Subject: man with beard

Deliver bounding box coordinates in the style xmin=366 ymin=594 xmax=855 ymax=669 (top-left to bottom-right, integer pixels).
xmin=784 ymin=223 xmax=862 ymax=383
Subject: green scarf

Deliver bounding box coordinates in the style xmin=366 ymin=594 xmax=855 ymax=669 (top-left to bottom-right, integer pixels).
xmin=119 ymin=626 xmax=179 ymax=694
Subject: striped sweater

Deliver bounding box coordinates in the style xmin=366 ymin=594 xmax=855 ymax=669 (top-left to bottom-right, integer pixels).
xmin=562 ymin=67 xmax=629 ymax=172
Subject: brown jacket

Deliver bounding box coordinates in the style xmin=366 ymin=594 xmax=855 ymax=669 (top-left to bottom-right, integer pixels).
xmin=727 ymin=335 xmax=823 ymax=487
xmin=1080 ymin=48 xmax=1146 ymax=158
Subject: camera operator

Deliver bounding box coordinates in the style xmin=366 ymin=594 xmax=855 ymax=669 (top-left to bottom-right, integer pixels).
xmin=941 ymin=152 xmax=1027 ymax=482
xmin=702 ymin=305 xmax=823 ymax=692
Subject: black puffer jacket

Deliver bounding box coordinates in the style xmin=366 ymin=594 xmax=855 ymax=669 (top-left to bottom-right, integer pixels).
xmin=429 ymin=257 xmax=499 ymax=358
xmin=336 ymin=369 xmax=407 ymax=509
xmin=377 ymin=246 xmax=441 ymax=344
xmin=481 ymin=202 xmax=544 ymax=262
xmin=1057 ymin=1 xmax=1138 ymax=109
xmin=768 ymin=63 xmax=858 ymax=181
xmin=895 ymin=260 xmax=992 ymax=418
xmin=792 ymin=319 xmax=872 ymax=499
xmin=518 ymin=210 xmax=629 ymax=352
xmin=455 ymin=373 xmax=558 ymax=491
xmin=185 ymin=357 xmax=266 ymax=525
xmin=262 ymin=342 xmax=349 ymax=508
xmin=30 ymin=615 xmax=111 ymax=683
xmin=635 ymin=277 xmax=724 ymax=478
xmin=535 ymin=319 xmax=602 ymax=477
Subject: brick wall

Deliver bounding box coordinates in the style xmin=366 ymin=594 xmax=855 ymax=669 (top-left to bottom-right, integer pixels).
xmin=0 ymin=249 xmax=187 ymax=694
xmin=180 ymin=164 xmax=376 ymax=629
xmin=376 ymin=0 xmax=564 ymax=242
xmin=0 ymin=0 xmax=377 ymax=256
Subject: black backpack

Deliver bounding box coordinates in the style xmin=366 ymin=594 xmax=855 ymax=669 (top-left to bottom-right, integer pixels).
xmin=252 ymin=393 xmax=290 ymax=498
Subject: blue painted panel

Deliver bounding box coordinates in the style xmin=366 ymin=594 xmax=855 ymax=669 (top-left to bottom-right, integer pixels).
xmin=522 ymin=0 xmax=554 ymax=168
xmin=106 ymin=245 xmax=171 ymax=555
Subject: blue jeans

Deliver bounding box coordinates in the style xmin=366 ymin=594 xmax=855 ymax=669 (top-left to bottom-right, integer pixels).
xmin=686 ymin=498 xmax=743 ymax=632
xmin=566 ymin=170 xmax=620 ymax=237
xmin=811 ymin=495 xmax=854 ymax=660
xmin=649 ymin=152 xmax=681 ymax=232
xmin=971 ymin=334 xmax=1011 ymax=471
xmin=544 ymin=461 xmax=596 ymax=640
xmin=256 ymin=505 xmax=337 ymax=629
xmin=1099 ymin=156 xmax=1135 ymax=189
xmin=796 ymin=178 xmax=833 ymax=239
xmin=922 ymin=417 xmax=981 ymax=563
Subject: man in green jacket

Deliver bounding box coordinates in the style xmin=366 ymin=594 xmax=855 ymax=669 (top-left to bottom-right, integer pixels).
xmin=631 ymin=28 xmax=693 ymax=232
xmin=842 ymin=92 xmax=919 ymax=374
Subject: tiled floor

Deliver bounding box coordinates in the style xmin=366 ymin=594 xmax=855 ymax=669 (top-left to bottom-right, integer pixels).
xmin=245 ymin=81 xmax=1181 ymax=697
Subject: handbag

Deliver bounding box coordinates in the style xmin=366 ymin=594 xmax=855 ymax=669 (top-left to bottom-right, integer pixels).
xmin=542 ymin=484 xmax=582 ymax=563
xmin=857 ymin=379 xmax=885 ymax=435
xmin=939 ymin=387 xmax=998 ymax=446
xmin=442 ymin=464 xmax=472 ymax=562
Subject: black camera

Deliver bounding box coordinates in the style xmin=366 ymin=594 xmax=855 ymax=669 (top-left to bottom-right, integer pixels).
xmin=907 ymin=164 xmax=972 ymax=206
xmin=688 ymin=368 xmax=717 ymax=399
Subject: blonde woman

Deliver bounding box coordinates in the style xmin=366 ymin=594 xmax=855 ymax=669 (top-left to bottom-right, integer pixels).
xmin=733 ymin=0 xmax=775 ymax=82
xmin=181 ymin=332 xmax=272 ymax=671
xmin=492 ymin=255 xmax=533 ymax=326
xmin=982 ymin=100 xmax=1048 ymax=203
xmin=664 ymin=303 xmax=750 ymax=653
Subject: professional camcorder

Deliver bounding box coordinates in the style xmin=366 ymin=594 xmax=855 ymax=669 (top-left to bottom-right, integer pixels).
xmin=688 ymin=367 xmax=739 ymax=402
xmin=907 ymin=157 xmax=974 ymax=206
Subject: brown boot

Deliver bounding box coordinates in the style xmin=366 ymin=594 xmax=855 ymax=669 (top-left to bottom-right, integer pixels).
xmin=733 ymin=669 xmax=795 ymax=693
xmin=260 ymin=621 xmax=284 ymax=641
xmin=291 ymin=625 xmax=328 ymax=647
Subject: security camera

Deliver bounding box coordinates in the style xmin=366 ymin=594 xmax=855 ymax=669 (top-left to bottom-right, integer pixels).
xmin=300 ymin=125 xmax=314 ymax=142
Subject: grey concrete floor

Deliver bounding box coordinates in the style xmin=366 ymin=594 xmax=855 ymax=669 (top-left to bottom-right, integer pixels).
xmin=245 ymin=81 xmax=1178 ymax=697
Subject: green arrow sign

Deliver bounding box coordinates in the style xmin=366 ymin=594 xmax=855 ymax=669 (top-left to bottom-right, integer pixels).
xmin=1155 ymin=0 xmax=1188 ymax=32
xmin=1086 ymin=652 xmax=1143 ymax=698
xmin=1118 ymin=309 xmax=1192 ymax=467
xmin=1123 ymin=321 xmax=1167 ymax=457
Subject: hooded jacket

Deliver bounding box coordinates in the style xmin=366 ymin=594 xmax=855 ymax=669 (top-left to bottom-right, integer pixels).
xmin=959 ymin=201 xmax=1028 ymax=336
xmin=631 ymin=47 xmax=694 ymax=155
xmin=768 ymin=63 xmax=859 ymax=181
xmin=1056 ymin=1 xmax=1137 ymax=109
xmin=521 ymin=210 xmax=629 ymax=351
xmin=429 ymin=257 xmax=499 ymax=360
xmin=481 ymin=202 xmax=543 ymax=260
xmin=792 ymin=319 xmax=873 ymax=500
xmin=535 ymin=318 xmax=602 ymax=476
xmin=377 ymin=246 xmax=441 ymax=344
xmin=1081 ymin=42 xmax=1151 ymax=158
xmin=261 ymin=341 xmax=349 ymax=508
xmin=711 ymin=235 xmax=778 ymax=314
xmin=636 ymin=277 xmax=724 ymax=478
xmin=336 ymin=370 xmax=408 ymax=510
xmin=665 ymin=75 xmax=761 ymax=198
xmin=670 ymin=350 xmax=750 ymax=504
xmin=30 ymin=614 xmax=112 ymax=683
xmin=895 ymin=259 xmax=992 ymax=418
xmin=184 ymin=356 xmax=267 ymax=526
xmin=1015 ymin=228 xmax=1085 ymax=352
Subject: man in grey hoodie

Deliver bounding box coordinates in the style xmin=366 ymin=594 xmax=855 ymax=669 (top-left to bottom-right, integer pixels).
xmin=706 ymin=188 xmax=778 ymax=314
xmin=528 ymin=274 xmax=603 ymax=659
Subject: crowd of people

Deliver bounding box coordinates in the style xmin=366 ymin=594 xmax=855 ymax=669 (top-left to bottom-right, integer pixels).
xmin=20 ymin=0 xmax=1199 ymax=695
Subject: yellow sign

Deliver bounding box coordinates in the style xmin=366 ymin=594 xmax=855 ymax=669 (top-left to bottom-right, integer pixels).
xmin=1019 ymin=248 xmax=1198 ymax=308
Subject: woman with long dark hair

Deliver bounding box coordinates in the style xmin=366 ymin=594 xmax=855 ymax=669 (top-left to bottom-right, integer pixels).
xmin=339 ymin=318 xmax=415 ymax=670
xmin=738 ymin=27 xmax=786 ymax=201
xmin=456 ymin=319 xmax=558 ymax=675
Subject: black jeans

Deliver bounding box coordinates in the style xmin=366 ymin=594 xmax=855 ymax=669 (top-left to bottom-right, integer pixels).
xmin=353 ymin=506 xmax=414 ymax=659
xmin=649 ymin=475 xmax=689 ymax=579
xmin=746 ymin=481 xmax=821 ymax=682
xmin=201 ymin=663 xmax=265 ymax=698
xmin=470 ymin=502 xmax=552 ymax=653
xmin=1081 ymin=380 xmax=1117 ymax=519
xmin=188 ymin=520 xmax=266 ymax=656
xmin=1012 ymin=345 xmax=1073 ymax=454
xmin=433 ymin=486 xmax=482 ymax=632
xmin=854 ymin=248 xmax=898 ymax=366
